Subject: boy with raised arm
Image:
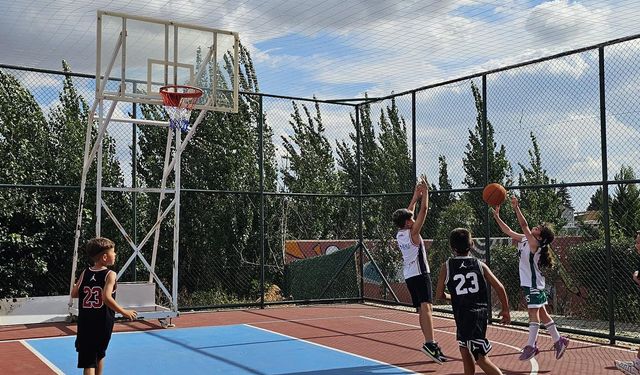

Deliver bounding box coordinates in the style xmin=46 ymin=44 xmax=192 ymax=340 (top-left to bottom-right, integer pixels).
xmin=392 ymin=175 xmax=447 ymax=363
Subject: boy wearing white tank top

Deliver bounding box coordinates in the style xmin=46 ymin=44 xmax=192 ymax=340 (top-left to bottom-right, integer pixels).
xmin=392 ymin=176 xmax=447 ymax=364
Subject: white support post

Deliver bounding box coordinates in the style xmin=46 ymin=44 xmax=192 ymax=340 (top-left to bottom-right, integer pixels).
xmin=150 ymin=129 xmax=174 ymax=282
xmin=172 ymin=129 xmax=181 ymax=310
xmin=68 ymin=11 xmax=239 ymax=321
xmin=69 ymin=31 xmax=124 ymax=303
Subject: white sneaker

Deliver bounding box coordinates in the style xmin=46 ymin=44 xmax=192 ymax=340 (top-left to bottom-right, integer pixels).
xmin=615 ymin=360 xmax=640 ymax=375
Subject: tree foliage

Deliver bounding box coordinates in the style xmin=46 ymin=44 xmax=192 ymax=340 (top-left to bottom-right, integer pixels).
xmin=462 ymin=82 xmax=512 ymax=235
xmin=0 ymin=62 xmax=124 ymax=297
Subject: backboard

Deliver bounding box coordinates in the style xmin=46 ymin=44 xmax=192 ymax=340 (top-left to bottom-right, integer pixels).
xmin=97 ymin=11 xmax=239 ymax=113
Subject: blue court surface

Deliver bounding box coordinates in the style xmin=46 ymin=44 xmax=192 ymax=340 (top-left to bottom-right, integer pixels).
xmin=26 ymin=324 xmax=414 ymax=374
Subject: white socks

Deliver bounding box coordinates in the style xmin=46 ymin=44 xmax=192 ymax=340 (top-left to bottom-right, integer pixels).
xmin=545 ymin=321 xmax=561 ymax=342
xmin=527 ymin=322 xmax=540 ymax=347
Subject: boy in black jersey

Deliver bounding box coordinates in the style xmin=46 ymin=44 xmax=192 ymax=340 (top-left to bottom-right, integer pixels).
xmin=71 ymin=237 xmax=137 ymax=375
xmin=436 ymin=228 xmax=510 ymax=375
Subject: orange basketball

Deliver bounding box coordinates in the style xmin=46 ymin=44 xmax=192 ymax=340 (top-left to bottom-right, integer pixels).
xmin=482 ymin=183 xmax=507 ymax=206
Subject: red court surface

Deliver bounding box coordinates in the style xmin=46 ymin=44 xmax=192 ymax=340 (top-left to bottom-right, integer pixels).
xmin=0 ymin=303 xmax=634 ymax=374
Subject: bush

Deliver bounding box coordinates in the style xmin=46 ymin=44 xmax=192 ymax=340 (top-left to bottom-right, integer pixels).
xmin=565 ymin=237 xmax=640 ymax=322
xmin=487 ymin=244 xmax=522 ymax=311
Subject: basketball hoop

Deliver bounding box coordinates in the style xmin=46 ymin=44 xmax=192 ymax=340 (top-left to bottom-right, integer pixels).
xmin=159 ymin=85 xmax=204 ymax=132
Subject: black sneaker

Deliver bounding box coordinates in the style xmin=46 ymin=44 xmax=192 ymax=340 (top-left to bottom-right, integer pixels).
xmin=421 ymin=342 xmax=444 ymax=365
xmin=436 ymin=347 xmax=448 ymax=362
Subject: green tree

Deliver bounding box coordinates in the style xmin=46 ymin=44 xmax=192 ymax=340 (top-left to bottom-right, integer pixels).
xmin=425 ymin=155 xmax=456 ymax=235
xmin=280 ymin=100 xmax=341 ymax=239
xmin=462 ymin=81 xmax=512 ymax=236
xmin=587 ymin=186 xmax=610 ymax=212
xmin=137 ymin=45 xmax=278 ymax=304
xmin=336 ymin=98 xmax=413 ymax=285
xmin=610 ymin=165 xmax=640 ymax=238
xmin=0 ymin=62 xmax=125 ymax=297
xmin=516 ymin=132 xmax=566 ymax=230
xmin=0 ymin=69 xmax=54 ymax=297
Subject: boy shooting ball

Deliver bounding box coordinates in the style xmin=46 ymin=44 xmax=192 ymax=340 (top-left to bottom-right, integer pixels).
xmin=392 ymin=174 xmax=448 ymax=364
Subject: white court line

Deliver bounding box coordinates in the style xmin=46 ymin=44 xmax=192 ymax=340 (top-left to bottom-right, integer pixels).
xmin=361 ymin=315 xmax=539 ymax=375
xmin=19 ymin=340 xmax=65 ymax=375
xmin=246 ymin=324 xmax=417 ymax=374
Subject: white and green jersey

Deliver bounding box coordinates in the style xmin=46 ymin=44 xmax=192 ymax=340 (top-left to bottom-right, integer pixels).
xmin=517 ymin=239 xmax=545 ymax=289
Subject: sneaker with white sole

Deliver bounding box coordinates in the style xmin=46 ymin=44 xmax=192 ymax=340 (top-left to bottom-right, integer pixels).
xmin=614 ymin=360 xmax=640 ymax=375
xmin=421 ymin=342 xmax=444 ymax=365
xmin=518 ymin=343 xmax=539 ymax=361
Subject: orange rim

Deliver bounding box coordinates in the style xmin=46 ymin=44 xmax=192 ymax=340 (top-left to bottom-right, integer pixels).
xmin=159 ymin=85 xmax=204 ymax=107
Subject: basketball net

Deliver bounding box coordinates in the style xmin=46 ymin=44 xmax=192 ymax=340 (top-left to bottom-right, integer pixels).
xmin=159 ymin=85 xmax=204 ymax=133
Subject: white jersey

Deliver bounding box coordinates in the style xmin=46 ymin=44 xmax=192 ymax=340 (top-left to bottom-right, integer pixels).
xmin=517 ymin=239 xmax=545 ymax=289
xmin=396 ymin=229 xmax=429 ymax=279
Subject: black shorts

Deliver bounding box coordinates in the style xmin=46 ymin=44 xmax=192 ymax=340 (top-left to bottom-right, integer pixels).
xmin=459 ymin=338 xmax=492 ymax=361
xmin=77 ymin=350 xmax=106 ymax=369
xmin=454 ymin=307 xmax=488 ymax=343
xmin=405 ymin=273 xmax=433 ymax=307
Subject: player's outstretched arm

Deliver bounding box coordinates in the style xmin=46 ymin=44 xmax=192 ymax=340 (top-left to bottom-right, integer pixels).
xmin=482 ymin=263 xmax=510 ymax=324
xmin=412 ymin=182 xmax=429 ymax=240
xmin=407 ymin=183 xmax=421 ymax=211
xmin=103 ymin=271 xmax=138 ymax=320
xmin=435 ymin=262 xmax=450 ymax=302
xmin=511 ymin=196 xmax=538 ymax=249
xmin=491 ymin=205 xmax=523 ymax=242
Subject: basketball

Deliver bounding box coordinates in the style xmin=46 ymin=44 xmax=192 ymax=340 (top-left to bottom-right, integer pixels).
xmin=482 ymin=183 xmax=507 ymax=206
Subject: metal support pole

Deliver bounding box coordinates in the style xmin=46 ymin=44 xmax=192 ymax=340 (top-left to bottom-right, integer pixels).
xmin=598 ymin=47 xmax=614 ymax=344
xmin=259 ymin=95 xmax=265 ymax=308
xmin=132 ymin=82 xmax=138 ymax=281
xmin=355 ymin=105 xmax=364 ymax=301
xmin=412 ymin=92 xmax=417 ymax=185
xmin=481 ymin=75 xmax=493 ymax=318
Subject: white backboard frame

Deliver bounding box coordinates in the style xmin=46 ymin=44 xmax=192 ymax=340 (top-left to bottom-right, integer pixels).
xmin=97 ymin=10 xmax=239 ymax=113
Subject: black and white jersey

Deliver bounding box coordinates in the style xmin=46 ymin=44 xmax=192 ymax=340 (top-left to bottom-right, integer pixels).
xmin=75 ymin=268 xmax=116 ymax=352
xmin=445 ymin=256 xmax=488 ymax=312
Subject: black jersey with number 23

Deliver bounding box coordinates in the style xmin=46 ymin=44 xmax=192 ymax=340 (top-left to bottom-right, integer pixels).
xmin=75 ymin=268 xmax=116 ymax=352
xmin=446 ymin=256 xmax=488 ymax=311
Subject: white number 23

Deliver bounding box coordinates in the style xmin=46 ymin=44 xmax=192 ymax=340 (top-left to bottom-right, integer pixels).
xmin=453 ymin=273 xmax=480 ymax=295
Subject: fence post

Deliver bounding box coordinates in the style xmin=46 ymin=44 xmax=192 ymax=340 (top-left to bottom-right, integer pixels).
xmin=481 ymin=75 xmax=493 ymax=314
xmin=412 ymin=92 xmax=417 ymax=185
xmin=355 ymin=105 xmax=364 ymax=301
xmin=259 ymin=94 xmax=265 ymax=308
xmin=598 ymin=46 xmax=614 ymax=344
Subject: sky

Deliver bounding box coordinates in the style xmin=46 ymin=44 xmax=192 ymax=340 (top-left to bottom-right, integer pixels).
xmin=2 ymin=0 xmax=640 ymax=211
xmin=3 ymin=0 xmax=640 ymax=98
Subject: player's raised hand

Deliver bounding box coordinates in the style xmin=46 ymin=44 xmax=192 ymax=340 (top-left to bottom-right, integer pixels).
xmin=491 ymin=205 xmax=500 ymax=218
xmin=419 ymin=173 xmax=428 ymax=186
xmin=510 ymin=195 xmax=519 ymax=209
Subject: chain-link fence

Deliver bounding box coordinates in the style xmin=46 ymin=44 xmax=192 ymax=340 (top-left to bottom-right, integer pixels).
xmin=2 ymin=34 xmax=640 ymax=343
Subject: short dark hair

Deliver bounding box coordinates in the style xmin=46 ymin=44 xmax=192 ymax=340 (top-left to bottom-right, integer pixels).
xmin=450 ymin=228 xmax=473 ymax=255
xmin=85 ymin=237 xmax=115 ymax=262
xmin=392 ymin=209 xmax=413 ymax=228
